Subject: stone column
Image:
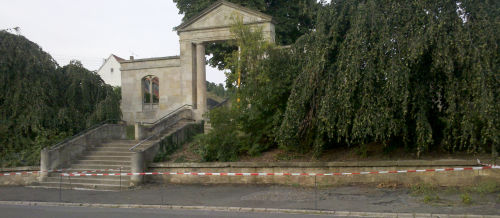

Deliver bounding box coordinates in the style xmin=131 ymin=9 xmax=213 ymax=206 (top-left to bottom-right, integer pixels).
xmin=39 ymin=148 xmax=50 ymax=182
xmin=130 ymin=151 xmax=145 ymax=186
xmin=134 ymin=122 xmax=143 ymax=140
xmin=195 ymin=42 xmax=207 ymax=120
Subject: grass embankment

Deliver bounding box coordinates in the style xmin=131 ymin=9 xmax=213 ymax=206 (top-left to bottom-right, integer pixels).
xmin=410 ymin=182 xmax=500 ymax=206
xmin=160 ymin=140 xmax=494 ymax=163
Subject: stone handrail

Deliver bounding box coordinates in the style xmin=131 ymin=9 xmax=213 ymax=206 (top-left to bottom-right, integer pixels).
xmin=49 ymin=119 xmax=121 ymax=151
xmin=133 ymin=104 xmax=193 ymax=142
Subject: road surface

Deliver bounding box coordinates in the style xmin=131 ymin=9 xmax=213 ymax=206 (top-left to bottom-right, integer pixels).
xmin=0 ymin=204 xmax=341 ymax=218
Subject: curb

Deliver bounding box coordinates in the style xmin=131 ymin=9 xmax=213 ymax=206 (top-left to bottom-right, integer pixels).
xmin=0 ymin=201 xmax=498 ymax=217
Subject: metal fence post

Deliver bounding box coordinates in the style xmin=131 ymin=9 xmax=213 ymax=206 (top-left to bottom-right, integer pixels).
xmin=119 ymin=167 xmax=122 ymax=191
xmin=314 ymin=175 xmax=317 ymax=210
xmin=59 ymin=174 xmax=62 ymax=202
xmin=161 ymin=183 xmax=164 ymax=205
xmin=68 ymin=174 xmax=72 ymax=190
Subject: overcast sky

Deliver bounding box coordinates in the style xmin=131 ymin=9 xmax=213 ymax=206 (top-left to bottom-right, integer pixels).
xmin=0 ymin=0 xmax=227 ymax=84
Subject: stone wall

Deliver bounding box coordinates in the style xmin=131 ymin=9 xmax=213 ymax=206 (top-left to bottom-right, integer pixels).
xmin=120 ymin=56 xmax=189 ymax=124
xmin=148 ymin=160 xmax=499 ymax=187
xmin=0 ymin=166 xmax=39 ymax=186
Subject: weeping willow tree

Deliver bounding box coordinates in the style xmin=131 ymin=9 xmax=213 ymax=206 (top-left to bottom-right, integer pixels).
xmin=0 ymin=31 xmax=121 ymax=166
xmin=277 ymin=0 xmax=499 ymax=157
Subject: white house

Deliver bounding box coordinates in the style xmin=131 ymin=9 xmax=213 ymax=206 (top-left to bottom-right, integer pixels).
xmin=97 ymin=54 xmax=125 ymax=86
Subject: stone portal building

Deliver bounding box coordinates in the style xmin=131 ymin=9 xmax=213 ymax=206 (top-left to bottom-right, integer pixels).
xmin=120 ymin=0 xmax=275 ymax=124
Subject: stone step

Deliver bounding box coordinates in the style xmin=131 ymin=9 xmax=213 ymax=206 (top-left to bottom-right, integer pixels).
xmin=45 ymin=177 xmax=130 ymax=185
xmin=75 ymin=160 xmax=131 ymax=165
xmin=86 ymin=151 xmax=134 ymax=156
xmin=79 ymin=156 xmax=131 ymax=161
xmin=69 ymin=164 xmax=131 ymax=171
xmin=35 ymin=182 xmax=127 ymax=191
xmin=98 ymin=143 xmax=138 ymax=148
xmin=102 ymin=140 xmax=139 ymax=145
xmin=47 ymin=170 xmax=128 ymax=177
xmin=97 ymin=144 xmax=136 ymax=148
xmin=94 ymin=147 xmax=133 ymax=152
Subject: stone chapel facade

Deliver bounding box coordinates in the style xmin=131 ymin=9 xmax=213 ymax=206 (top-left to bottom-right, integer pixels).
xmin=120 ymin=1 xmax=275 ymax=124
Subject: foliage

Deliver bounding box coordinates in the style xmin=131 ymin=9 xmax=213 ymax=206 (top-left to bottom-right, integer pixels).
xmin=195 ymin=0 xmax=498 ymax=161
xmin=193 ymin=16 xmax=299 ymax=161
xmin=464 ymin=181 xmax=499 ymax=195
xmin=410 ymin=184 xmax=438 ymax=196
xmin=193 ymin=107 xmax=242 ymax=161
xmin=0 ymin=31 xmax=121 ymax=166
xmin=460 ymin=193 xmax=472 ymax=205
xmin=277 ymin=0 xmax=499 ymax=157
xmin=126 ymin=125 xmax=135 ymax=140
xmin=206 ymin=81 xmax=229 ymax=98
xmin=173 ymin=0 xmax=320 ymax=70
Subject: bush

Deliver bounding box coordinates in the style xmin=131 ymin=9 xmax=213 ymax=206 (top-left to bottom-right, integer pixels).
xmin=192 ymin=107 xmax=242 ymax=161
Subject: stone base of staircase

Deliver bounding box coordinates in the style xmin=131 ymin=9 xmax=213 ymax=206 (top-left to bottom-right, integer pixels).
xmin=32 ymin=119 xmax=198 ymax=191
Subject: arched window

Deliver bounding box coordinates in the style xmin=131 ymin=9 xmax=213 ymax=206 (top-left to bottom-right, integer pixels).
xmin=142 ymin=76 xmax=159 ymax=104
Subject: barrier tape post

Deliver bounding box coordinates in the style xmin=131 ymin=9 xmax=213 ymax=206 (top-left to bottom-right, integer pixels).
xmin=160 ymin=181 xmax=164 ymax=205
xmin=59 ymin=174 xmax=62 ymax=202
xmin=119 ymin=167 xmax=122 ymax=192
xmin=68 ymin=174 xmax=72 ymax=190
xmin=314 ymin=175 xmax=318 ymax=210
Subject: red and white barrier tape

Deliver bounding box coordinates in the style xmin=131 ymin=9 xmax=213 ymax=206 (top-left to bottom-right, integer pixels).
xmin=0 ymin=171 xmax=40 ymax=176
xmin=477 ymin=159 xmax=499 ymax=168
xmin=2 ymin=160 xmax=498 ymax=177
xmin=58 ymin=165 xmax=497 ymax=177
xmin=0 ymin=168 xmax=123 ymax=176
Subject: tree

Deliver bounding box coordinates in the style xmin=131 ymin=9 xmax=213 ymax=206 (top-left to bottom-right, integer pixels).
xmin=0 ymin=31 xmax=121 ymax=166
xmin=277 ymin=0 xmax=499 ymax=157
xmin=206 ymin=81 xmax=229 ymax=98
xmin=173 ymin=0 xmax=320 ymax=71
xmin=194 ymin=16 xmax=299 ymax=161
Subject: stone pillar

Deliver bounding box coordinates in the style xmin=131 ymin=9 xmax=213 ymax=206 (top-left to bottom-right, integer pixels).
xmin=39 ymin=148 xmax=50 ymax=182
xmin=130 ymin=151 xmax=145 ymax=186
xmin=134 ymin=122 xmax=143 ymax=140
xmin=195 ymin=42 xmax=207 ymax=120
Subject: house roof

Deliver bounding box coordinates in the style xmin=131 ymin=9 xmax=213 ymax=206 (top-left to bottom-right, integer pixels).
xmin=176 ymin=0 xmax=273 ymax=32
xmin=112 ymin=54 xmax=125 ymax=62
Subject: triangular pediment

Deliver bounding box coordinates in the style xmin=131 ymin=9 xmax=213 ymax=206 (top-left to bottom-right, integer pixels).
xmin=177 ymin=1 xmax=273 ymax=32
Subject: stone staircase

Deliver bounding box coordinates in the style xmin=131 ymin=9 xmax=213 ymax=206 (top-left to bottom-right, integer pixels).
xmin=35 ymin=119 xmax=197 ymax=191
xmin=35 ymin=140 xmax=139 ymax=191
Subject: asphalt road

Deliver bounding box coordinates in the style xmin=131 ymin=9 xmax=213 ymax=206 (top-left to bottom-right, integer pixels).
xmin=0 ymin=204 xmax=341 ymax=218
xmin=0 ymin=184 xmax=498 ymax=215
